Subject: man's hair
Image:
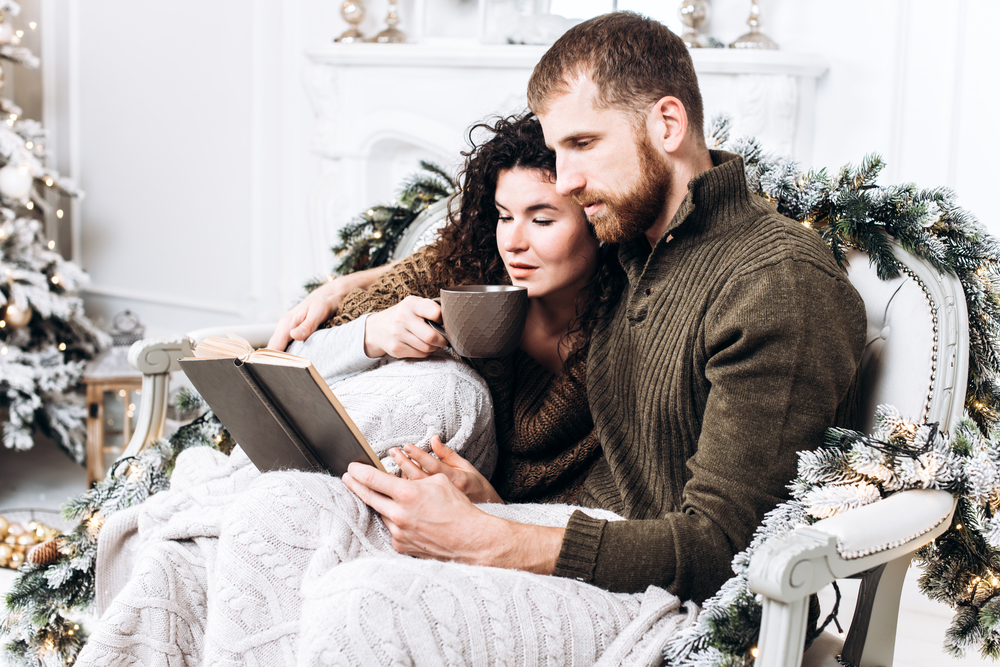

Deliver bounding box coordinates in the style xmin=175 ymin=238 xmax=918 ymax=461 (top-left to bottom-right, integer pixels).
xmin=527 ymin=11 xmax=704 ymax=139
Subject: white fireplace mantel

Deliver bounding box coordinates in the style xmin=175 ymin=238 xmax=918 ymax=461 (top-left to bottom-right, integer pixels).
xmin=302 ymin=41 xmax=828 ymax=268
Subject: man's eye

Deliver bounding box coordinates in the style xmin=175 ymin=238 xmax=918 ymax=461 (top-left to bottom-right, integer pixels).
xmin=575 ymin=139 xmax=592 ymax=148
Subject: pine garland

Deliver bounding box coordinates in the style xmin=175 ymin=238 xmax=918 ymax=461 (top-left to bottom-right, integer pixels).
xmin=662 ymin=118 xmax=1000 ymax=665
xmin=1 ymin=389 xmax=232 ymax=666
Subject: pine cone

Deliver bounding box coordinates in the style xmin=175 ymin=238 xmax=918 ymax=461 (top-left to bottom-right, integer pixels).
xmin=27 ymin=538 xmax=61 ymax=566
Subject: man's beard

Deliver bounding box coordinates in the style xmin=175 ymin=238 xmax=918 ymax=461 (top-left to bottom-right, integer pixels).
xmin=576 ymin=135 xmax=672 ymax=244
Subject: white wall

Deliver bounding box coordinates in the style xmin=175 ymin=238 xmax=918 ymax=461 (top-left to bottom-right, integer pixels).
xmin=35 ymin=0 xmax=1000 ymax=337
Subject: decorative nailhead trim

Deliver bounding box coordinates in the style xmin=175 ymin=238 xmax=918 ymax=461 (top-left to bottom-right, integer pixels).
xmin=899 ymin=265 xmax=938 ymax=423
xmin=835 ymin=510 xmax=950 ymax=560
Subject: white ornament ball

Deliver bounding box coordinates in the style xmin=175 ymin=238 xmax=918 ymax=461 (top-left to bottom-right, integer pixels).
xmin=0 ymin=164 xmax=32 ymax=201
xmin=3 ymin=303 xmax=31 ymax=329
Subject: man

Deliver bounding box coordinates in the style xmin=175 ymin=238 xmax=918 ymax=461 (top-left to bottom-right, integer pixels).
xmin=278 ymin=12 xmax=865 ymax=662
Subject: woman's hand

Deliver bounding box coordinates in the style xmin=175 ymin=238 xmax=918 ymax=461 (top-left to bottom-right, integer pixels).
xmin=268 ymin=262 xmax=399 ymax=351
xmin=389 ymin=435 xmax=504 ymax=505
xmin=364 ymin=296 xmax=448 ymax=359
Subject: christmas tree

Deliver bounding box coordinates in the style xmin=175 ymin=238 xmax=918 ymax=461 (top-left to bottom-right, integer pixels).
xmin=0 ymin=1 xmax=107 ymax=463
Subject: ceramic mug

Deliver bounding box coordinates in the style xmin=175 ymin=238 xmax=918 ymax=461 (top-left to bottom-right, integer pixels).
xmin=424 ymin=285 xmax=528 ymax=358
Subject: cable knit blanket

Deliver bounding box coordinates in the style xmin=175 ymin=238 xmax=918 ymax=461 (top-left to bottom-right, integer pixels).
xmin=76 ymin=350 xmax=697 ymax=666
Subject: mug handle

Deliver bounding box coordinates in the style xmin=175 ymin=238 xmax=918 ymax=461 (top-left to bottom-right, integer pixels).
xmin=424 ymin=297 xmax=449 ymax=342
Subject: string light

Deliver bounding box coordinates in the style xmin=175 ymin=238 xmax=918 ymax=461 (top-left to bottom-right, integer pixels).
xmin=118 ymin=389 xmax=126 ymax=397
xmin=26 ymin=200 xmax=33 ymax=210
xmin=15 ymin=29 xmax=22 ymax=38
xmin=56 ymin=209 xmax=64 ymax=219
xmin=372 ymin=230 xmax=383 ymax=239
xmin=44 ymin=178 xmax=53 ymax=187
xmin=1 ymin=346 xmax=7 ymax=355
xmin=47 ymin=240 xmax=54 ymax=249
xmin=29 ymin=21 xmax=36 ymax=30
xmin=750 ymin=647 xmax=759 ymax=658
xmin=0 ymin=320 xmax=5 ymax=328
xmin=25 ymin=141 xmax=32 ymax=149
xmin=50 ymin=275 xmax=60 ymax=285
xmin=58 ymin=342 xmax=66 ymax=351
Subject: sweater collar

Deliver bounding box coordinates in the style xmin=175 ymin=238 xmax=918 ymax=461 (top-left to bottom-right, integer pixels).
xmin=616 ymin=150 xmax=757 ymax=280
xmin=660 ymin=150 xmax=754 ymax=242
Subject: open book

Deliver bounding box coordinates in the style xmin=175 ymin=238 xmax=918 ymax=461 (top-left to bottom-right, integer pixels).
xmin=178 ymin=333 xmax=386 ymax=475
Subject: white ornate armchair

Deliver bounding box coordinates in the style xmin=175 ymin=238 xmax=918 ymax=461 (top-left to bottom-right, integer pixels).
xmin=119 ymin=225 xmax=968 ymax=667
xmin=752 ymin=243 xmax=968 ymax=667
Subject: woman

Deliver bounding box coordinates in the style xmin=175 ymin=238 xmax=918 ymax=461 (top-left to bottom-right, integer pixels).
xmin=295 ymin=112 xmax=623 ymax=504
xmin=76 ymin=114 xmax=629 ymax=667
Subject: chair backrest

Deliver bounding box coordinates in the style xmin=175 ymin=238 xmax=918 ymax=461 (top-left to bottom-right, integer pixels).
xmin=393 ymin=197 xmax=454 ymax=260
xmin=844 ymin=244 xmax=969 ymax=435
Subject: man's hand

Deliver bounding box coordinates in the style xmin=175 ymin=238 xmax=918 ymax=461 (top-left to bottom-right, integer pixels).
xmin=388 ymin=435 xmax=503 ymax=504
xmin=343 ymin=461 xmax=564 ymax=573
xmin=363 ymin=295 xmax=448 ymax=359
xmin=268 ymin=261 xmax=399 ymax=351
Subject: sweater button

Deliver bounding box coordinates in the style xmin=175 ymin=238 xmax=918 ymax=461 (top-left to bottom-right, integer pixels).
xmin=484 ymin=360 xmax=504 ymax=378
xmin=645 ymin=287 xmax=652 ymax=296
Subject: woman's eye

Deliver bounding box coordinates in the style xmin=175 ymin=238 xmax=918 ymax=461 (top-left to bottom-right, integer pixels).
xmin=533 ymin=219 xmax=554 ymax=226
xmin=497 ymin=215 xmax=513 ymax=223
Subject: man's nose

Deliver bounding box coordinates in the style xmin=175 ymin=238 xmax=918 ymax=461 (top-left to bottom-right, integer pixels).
xmin=555 ymin=158 xmax=585 ymax=197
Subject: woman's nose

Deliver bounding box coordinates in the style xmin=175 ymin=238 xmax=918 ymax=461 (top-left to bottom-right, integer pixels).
xmin=503 ymin=222 xmax=529 ymax=251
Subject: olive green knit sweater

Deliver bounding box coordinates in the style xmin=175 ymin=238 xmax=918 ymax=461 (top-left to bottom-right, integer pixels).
xmin=553 ymin=152 xmax=867 ymax=603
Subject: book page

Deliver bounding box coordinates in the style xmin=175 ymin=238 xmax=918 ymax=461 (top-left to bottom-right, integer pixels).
xmin=189 ymin=332 xmax=308 ymax=367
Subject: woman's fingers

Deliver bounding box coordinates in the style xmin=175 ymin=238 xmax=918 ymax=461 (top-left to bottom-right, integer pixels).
xmin=401 ymin=443 xmax=445 ymax=475
xmin=365 ymin=297 xmax=448 ymax=359
xmin=430 ymin=435 xmax=474 ymax=471
xmin=391 ymin=448 xmax=429 ymax=479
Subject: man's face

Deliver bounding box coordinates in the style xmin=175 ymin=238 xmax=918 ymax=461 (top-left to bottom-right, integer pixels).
xmin=536 ymin=76 xmax=672 ymax=244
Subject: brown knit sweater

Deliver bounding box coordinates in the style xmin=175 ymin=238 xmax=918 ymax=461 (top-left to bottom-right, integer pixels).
xmin=328 ymin=249 xmax=601 ymax=503
xmin=552 ymin=152 xmax=866 ymax=603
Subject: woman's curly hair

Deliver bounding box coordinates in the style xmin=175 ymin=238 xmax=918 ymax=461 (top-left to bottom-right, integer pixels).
xmin=426 ymin=113 xmax=625 ymax=369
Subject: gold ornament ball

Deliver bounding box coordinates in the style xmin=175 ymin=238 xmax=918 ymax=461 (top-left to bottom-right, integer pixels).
xmin=16 ymin=533 xmax=35 ymax=546
xmin=0 ymin=543 xmax=11 ymax=562
xmin=4 ymin=535 xmax=17 ymax=546
xmin=9 ymin=550 xmax=24 ymax=568
xmin=0 ymin=514 xmax=8 ymax=534
xmin=3 ymin=302 xmax=32 ymax=329
xmin=7 ymin=522 xmax=25 ymax=537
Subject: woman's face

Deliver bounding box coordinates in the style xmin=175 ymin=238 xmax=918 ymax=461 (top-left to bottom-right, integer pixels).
xmin=495 ymin=167 xmax=599 ymax=301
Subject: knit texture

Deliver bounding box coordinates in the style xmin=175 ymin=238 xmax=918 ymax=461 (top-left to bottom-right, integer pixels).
xmin=330 ymin=248 xmax=603 ymax=503
xmin=80 ymin=349 xmax=497 ymax=666
xmin=82 ymin=446 xmax=694 ymax=667
xmin=555 ymin=151 xmax=867 ymax=602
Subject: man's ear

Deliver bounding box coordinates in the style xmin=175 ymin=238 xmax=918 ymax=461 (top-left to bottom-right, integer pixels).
xmin=649 ymin=96 xmax=688 ymax=154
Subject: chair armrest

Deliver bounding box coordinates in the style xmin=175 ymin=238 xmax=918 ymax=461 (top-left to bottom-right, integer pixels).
xmin=116 ymin=322 xmax=280 ymax=467
xmin=119 ymin=336 xmax=195 ymax=462
xmin=748 ymin=489 xmax=956 ymax=603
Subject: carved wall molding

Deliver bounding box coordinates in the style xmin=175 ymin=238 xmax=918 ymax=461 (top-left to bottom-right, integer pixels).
xmin=302 ymin=43 xmax=829 ymax=247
